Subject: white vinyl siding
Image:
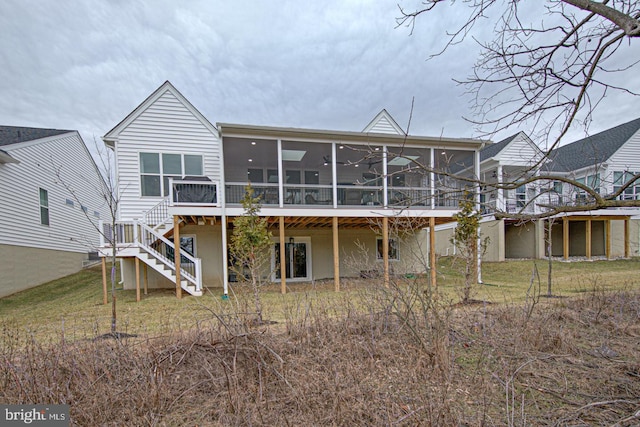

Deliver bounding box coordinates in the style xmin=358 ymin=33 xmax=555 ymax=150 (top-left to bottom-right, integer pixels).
xmin=0 ymin=133 xmax=109 ymax=252
xmin=604 ymin=129 xmax=640 ymax=196
xmin=494 ymin=134 xmax=543 ymax=166
xmin=115 ymin=89 xmax=221 ymax=220
xmin=368 ymin=116 xmax=401 ymax=134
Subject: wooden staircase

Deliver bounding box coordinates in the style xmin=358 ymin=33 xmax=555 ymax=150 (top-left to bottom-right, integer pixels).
xmin=100 ymin=197 xmax=203 ymax=296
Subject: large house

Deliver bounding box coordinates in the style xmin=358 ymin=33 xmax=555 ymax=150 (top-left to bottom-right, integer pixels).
xmin=436 ymin=117 xmax=640 ymax=261
xmin=101 ymin=81 xmax=485 ymax=297
xmin=0 ymin=126 xmax=109 ymax=297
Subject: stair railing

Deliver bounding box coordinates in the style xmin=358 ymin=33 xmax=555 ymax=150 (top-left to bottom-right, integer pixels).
xmin=137 ymin=221 xmax=202 ymax=292
xmin=144 ymin=197 xmax=171 ymax=231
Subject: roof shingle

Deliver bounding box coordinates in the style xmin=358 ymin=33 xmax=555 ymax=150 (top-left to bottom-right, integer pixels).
xmin=0 ymin=126 xmax=73 ymax=147
xmin=546 ymin=117 xmax=640 ymax=172
xmin=480 ymin=133 xmax=521 ymax=162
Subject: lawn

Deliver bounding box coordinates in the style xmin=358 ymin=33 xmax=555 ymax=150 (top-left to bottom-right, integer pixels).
xmin=1 ymin=257 xmax=638 ymax=340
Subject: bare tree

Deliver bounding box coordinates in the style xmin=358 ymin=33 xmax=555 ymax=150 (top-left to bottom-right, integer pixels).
xmin=398 ymin=0 xmax=640 ymax=150
xmin=393 ymin=2 xmax=640 ymax=221
xmin=53 ymin=137 xmax=121 ymax=335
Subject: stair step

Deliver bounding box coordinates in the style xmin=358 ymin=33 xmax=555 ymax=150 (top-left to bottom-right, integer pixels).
xmin=134 ymin=222 xmax=202 ymax=296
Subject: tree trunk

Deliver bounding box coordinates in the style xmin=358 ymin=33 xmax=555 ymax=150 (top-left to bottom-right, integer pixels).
xmin=111 ymin=262 xmax=117 ymax=333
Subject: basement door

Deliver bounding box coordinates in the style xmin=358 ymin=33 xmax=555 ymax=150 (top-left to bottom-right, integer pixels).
xmin=272 ymin=237 xmax=312 ymax=282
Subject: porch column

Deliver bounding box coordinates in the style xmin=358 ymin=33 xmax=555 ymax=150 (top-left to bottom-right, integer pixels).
xmin=476 ymin=226 xmax=482 ymax=284
xmin=174 ymin=215 xmax=182 ymax=299
xmin=332 ymin=216 xmax=340 ymax=292
xmin=382 ymin=147 xmax=388 ymax=207
xmin=332 ymin=143 xmax=338 ymax=209
xmin=586 ymin=219 xmax=592 ymax=260
xmin=279 ymin=216 xmax=286 ymax=294
xmin=429 ymin=217 xmax=437 ymax=287
xmin=383 ymin=216 xmax=389 ymax=288
xmin=497 ymin=165 xmax=504 ymax=211
xmin=563 ymin=217 xmax=569 ymax=260
xmin=606 ymin=219 xmax=611 ymax=260
xmin=277 ymin=139 xmax=284 ymax=208
xmin=135 ymin=256 xmax=141 ymax=302
xmin=474 ymin=150 xmax=481 ymax=211
xmin=624 ymin=218 xmax=630 ymax=258
xmin=101 ymin=257 xmax=108 ymax=305
xmin=430 ymin=148 xmax=435 ymax=209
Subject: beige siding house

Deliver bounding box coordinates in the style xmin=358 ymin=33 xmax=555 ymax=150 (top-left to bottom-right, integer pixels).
xmin=101 ymin=81 xmax=485 ymax=297
xmin=0 ymin=127 xmax=109 ymax=297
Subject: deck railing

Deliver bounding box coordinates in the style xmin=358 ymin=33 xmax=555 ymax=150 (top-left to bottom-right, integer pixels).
xmin=144 ymin=198 xmax=170 ymax=228
xmin=170 ymin=178 xmax=219 ymax=206
xmin=225 ymin=182 xmax=468 ymax=208
xmin=226 ymin=183 xmax=280 ymax=205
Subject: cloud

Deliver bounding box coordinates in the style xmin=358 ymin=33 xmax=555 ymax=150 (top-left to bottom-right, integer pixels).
xmin=0 ymin=0 xmax=637 ymax=149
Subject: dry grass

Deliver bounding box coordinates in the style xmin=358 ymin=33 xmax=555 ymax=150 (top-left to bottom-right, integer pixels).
xmin=1 ymin=258 xmax=639 ymax=342
xmin=1 ymin=268 xmax=640 ymax=425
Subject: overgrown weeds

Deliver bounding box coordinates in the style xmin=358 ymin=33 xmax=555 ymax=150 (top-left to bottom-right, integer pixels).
xmin=1 ymin=282 xmax=639 ymax=426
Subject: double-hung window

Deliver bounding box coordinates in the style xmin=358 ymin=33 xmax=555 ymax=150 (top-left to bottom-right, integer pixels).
xmin=39 ymin=188 xmax=49 ymax=226
xmin=613 ymin=171 xmax=640 ymax=200
xmin=515 ymin=184 xmax=526 ymax=208
xmin=586 ymin=174 xmax=600 ymax=194
xmin=139 ymin=153 xmax=204 ymax=197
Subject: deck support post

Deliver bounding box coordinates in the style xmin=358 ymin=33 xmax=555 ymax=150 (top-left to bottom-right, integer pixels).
xmin=383 ymin=216 xmax=389 ymax=288
xmin=135 ymin=256 xmax=141 ymax=302
xmin=279 ymin=216 xmax=286 ymax=294
xmin=624 ymin=218 xmax=630 ymax=258
xmin=332 ymin=216 xmax=340 ymax=292
xmin=429 ymin=217 xmax=437 ymax=287
xmin=174 ymin=215 xmax=182 ymax=299
xmin=606 ymin=219 xmax=612 ymax=260
xmin=586 ymin=219 xmax=592 ymax=260
xmin=143 ymin=263 xmax=148 ymax=295
xmin=101 ymin=257 xmax=108 ymax=305
xmin=563 ymin=217 xmax=569 ymax=260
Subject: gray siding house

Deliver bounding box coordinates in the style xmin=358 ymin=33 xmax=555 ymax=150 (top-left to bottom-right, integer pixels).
xmin=0 ymin=126 xmax=109 ymax=297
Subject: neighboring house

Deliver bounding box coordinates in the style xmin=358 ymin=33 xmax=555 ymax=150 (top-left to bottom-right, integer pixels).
xmin=101 ymin=81 xmax=485 ymax=297
xmin=0 ymin=126 xmax=109 ymax=297
xmin=436 ymin=118 xmax=640 ymax=261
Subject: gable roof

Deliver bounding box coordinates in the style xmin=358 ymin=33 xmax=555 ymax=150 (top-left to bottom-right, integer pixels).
xmin=546 ymin=116 xmax=640 ymax=172
xmin=0 ymin=126 xmax=72 ymax=147
xmin=103 ymin=80 xmax=217 ymax=144
xmin=362 ymin=109 xmax=405 ymax=135
xmin=480 ymin=132 xmax=520 ymax=162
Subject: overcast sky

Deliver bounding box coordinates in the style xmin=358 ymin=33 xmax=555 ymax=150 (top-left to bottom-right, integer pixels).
xmin=1 ymin=0 xmax=638 ymax=150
